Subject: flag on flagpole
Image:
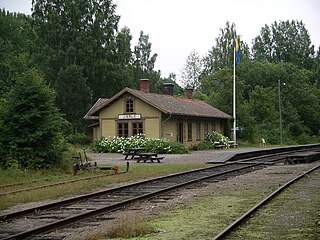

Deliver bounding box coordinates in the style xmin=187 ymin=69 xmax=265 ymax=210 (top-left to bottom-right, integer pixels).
xmin=232 ymin=30 xmax=240 ymax=144
xmin=233 ymin=31 xmax=240 ymax=64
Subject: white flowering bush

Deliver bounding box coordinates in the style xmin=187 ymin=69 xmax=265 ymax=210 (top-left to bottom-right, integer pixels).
xmin=92 ymin=134 xmax=177 ymax=153
xmin=205 ymin=131 xmax=230 ymax=149
xmin=145 ymin=138 xmax=172 ymax=154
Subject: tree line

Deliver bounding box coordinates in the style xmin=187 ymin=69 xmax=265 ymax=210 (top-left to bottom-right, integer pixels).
xmin=0 ymin=0 xmax=175 ymax=168
xmin=0 ymin=0 xmax=319 ymax=168
xmin=181 ymin=21 xmax=320 ymax=145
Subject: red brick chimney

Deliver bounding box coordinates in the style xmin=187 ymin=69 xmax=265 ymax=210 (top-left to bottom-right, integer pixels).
xmin=162 ymin=83 xmax=174 ymax=96
xmin=139 ymin=79 xmax=150 ymax=93
xmin=186 ymin=86 xmax=194 ymax=99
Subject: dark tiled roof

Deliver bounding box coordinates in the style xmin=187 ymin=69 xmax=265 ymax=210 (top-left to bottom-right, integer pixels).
xmin=85 ymin=88 xmax=232 ymax=120
xmin=129 ymin=89 xmax=232 ymax=119
xmin=83 ymin=98 xmax=108 ymax=120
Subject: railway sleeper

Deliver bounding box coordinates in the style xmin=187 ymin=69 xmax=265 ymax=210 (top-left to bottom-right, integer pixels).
xmin=126 ymin=207 xmax=144 ymax=211
xmin=149 ymin=199 xmax=169 ymax=203
xmin=94 ymin=216 xmax=116 ymax=221
xmin=26 ymin=215 xmax=66 ymax=220
xmin=61 ymin=206 xmax=98 ymax=210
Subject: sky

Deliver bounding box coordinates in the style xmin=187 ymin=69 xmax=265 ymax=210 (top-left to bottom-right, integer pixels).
xmin=1 ymin=0 xmax=320 ymax=79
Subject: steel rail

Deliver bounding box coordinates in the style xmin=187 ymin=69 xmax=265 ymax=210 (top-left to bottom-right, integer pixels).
xmin=2 ymin=163 xmax=262 ymax=240
xmin=212 ymin=164 xmax=320 ymax=240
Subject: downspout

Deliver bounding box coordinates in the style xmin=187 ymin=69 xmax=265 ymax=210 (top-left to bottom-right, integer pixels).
xmin=162 ymin=112 xmax=172 ymax=125
xmin=161 ymin=112 xmax=172 ymax=138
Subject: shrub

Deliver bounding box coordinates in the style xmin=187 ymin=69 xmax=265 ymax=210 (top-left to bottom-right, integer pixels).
xmin=189 ymin=144 xmax=199 ymax=151
xmin=197 ymin=141 xmax=213 ymax=150
xmin=167 ymin=142 xmax=189 ymax=154
xmin=145 ymin=138 xmax=172 ymax=154
xmin=0 ymin=69 xmax=67 ymax=169
xmin=92 ymin=134 xmax=147 ymax=153
xmin=205 ymin=131 xmax=230 ymax=149
xmin=92 ymin=134 xmax=188 ymax=154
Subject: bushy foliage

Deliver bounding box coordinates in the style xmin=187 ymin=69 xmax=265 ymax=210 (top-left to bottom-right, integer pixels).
xmin=92 ymin=134 xmax=188 ymax=154
xmin=0 ymin=69 xmax=67 ymax=169
xmin=66 ymin=132 xmax=90 ymax=145
xmin=93 ymin=134 xmax=147 ymax=153
xmin=205 ymin=131 xmax=230 ymax=149
xmin=197 ymin=142 xmax=214 ymax=150
xmin=144 ymin=138 xmax=172 ymax=154
xmin=167 ymin=142 xmax=189 ymax=154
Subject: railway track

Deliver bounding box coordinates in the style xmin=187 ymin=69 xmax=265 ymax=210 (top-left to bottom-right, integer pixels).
xmin=212 ymin=163 xmax=320 ymax=240
xmin=0 ymin=148 xmax=318 ymax=239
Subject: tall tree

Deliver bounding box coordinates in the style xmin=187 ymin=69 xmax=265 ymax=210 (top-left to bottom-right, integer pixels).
xmin=114 ymin=27 xmax=133 ymax=66
xmin=200 ymin=68 xmax=234 ymax=115
xmin=133 ymin=31 xmax=158 ymax=73
xmin=91 ymin=27 xmax=135 ymax=101
xmin=237 ymin=61 xmax=320 ymax=144
xmin=31 ymin=0 xmax=121 ymax=130
xmin=0 ymin=10 xmax=33 ymax=95
xmin=132 ymin=31 xmax=161 ymax=92
xmin=247 ymin=85 xmax=279 ymax=143
xmin=56 ymin=64 xmax=91 ymax=129
xmin=252 ymin=20 xmax=315 ymax=69
xmin=180 ymin=50 xmax=203 ymax=89
xmin=202 ymin=21 xmax=250 ymax=75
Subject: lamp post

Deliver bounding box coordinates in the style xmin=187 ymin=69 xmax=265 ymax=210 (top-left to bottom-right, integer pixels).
xmin=278 ymin=79 xmax=284 ymax=145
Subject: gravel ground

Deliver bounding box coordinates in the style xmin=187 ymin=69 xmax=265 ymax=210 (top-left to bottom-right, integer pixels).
xmin=85 ymin=148 xmax=261 ymax=165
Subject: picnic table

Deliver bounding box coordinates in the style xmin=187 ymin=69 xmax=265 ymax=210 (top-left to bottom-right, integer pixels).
xmin=136 ymin=153 xmax=164 ymax=163
xmin=123 ymin=147 xmax=146 ymax=160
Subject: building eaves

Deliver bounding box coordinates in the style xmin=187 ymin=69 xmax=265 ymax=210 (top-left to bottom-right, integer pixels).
xmin=83 ymin=97 xmax=108 ymax=120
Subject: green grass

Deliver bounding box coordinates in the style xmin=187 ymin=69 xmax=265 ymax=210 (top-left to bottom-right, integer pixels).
xmin=226 ymin=173 xmax=320 ymax=240
xmin=0 ymin=163 xmax=205 ymax=211
xmin=123 ymin=191 xmax=262 ymax=240
xmin=95 ymin=190 xmax=260 ymax=240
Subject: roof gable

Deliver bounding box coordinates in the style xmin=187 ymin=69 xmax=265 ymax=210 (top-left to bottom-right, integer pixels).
xmin=83 ymin=98 xmax=108 ymax=120
xmin=84 ymin=88 xmax=232 ymax=119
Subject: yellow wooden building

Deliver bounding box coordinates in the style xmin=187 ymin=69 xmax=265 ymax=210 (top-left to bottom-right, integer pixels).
xmin=84 ymin=79 xmax=232 ymax=147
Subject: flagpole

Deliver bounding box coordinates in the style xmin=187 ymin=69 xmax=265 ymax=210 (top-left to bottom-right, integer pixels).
xmin=233 ymin=42 xmax=236 ymax=144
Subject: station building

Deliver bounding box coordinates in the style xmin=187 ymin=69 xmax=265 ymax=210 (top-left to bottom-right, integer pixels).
xmin=84 ymin=79 xmax=232 ymax=147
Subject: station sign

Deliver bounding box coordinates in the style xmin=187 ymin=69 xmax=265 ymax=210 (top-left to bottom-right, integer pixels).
xmin=118 ymin=114 xmax=141 ymax=120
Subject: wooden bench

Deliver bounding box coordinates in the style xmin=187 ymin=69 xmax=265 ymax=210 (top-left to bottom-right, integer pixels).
xmin=228 ymin=141 xmax=238 ymax=148
xmin=213 ymin=141 xmax=224 ymax=149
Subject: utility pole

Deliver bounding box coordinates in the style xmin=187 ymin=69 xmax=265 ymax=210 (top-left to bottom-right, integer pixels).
xmin=278 ymin=79 xmax=283 ymax=145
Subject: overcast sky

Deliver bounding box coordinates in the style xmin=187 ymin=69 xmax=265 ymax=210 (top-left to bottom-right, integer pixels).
xmin=1 ymin=0 xmax=320 ymax=79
